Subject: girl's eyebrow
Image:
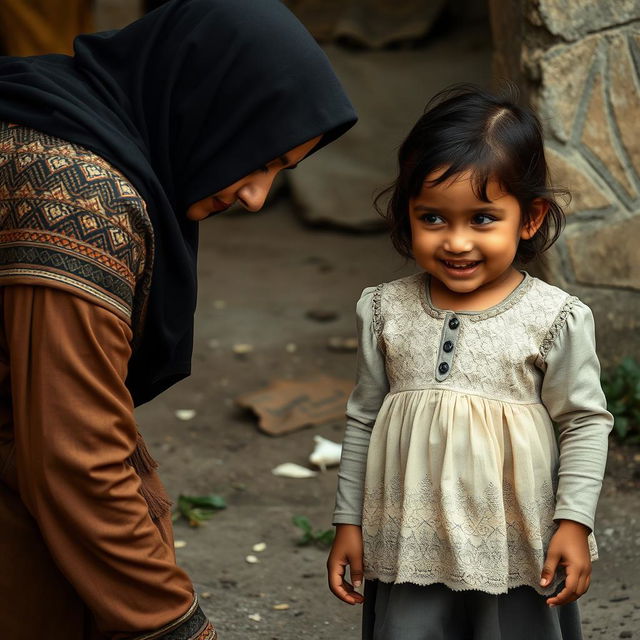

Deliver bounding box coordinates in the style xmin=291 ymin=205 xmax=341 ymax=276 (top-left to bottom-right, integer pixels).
xmin=412 ymin=203 xmax=503 ymax=213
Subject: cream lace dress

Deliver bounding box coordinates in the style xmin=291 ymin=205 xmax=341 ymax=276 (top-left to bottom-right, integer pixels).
xmin=333 ymin=271 xmax=613 ymax=597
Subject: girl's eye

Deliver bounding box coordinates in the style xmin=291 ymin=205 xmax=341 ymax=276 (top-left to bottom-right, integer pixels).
xmin=420 ymin=213 xmax=444 ymax=224
xmin=473 ymin=213 xmax=496 ymax=225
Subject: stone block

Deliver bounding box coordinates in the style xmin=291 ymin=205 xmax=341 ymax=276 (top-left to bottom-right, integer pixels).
xmin=565 ymin=215 xmax=640 ymax=290
xmin=546 ymin=147 xmax=613 ymax=215
xmin=608 ymin=34 xmax=640 ymax=183
xmin=581 ymin=74 xmax=637 ymax=201
xmin=535 ymin=0 xmax=640 ymax=41
xmin=539 ymin=38 xmax=598 ymax=142
xmin=569 ymin=285 xmax=640 ymax=368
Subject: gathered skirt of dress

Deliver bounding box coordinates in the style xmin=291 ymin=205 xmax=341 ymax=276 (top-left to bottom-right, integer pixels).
xmin=362 ymin=388 xmax=598 ymax=596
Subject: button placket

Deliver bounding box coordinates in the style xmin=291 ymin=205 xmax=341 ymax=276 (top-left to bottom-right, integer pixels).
xmin=435 ymin=312 xmax=459 ymax=382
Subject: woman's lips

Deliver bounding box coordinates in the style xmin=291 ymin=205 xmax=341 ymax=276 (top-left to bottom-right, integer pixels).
xmin=439 ymin=259 xmax=482 ymax=276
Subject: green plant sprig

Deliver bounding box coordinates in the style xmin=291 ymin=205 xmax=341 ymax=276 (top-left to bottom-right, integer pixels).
xmin=292 ymin=515 xmax=335 ymax=548
xmin=172 ymin=494 xmax=226 ymax=527
xmin=602 ymin=356 xmax=640 ymax=443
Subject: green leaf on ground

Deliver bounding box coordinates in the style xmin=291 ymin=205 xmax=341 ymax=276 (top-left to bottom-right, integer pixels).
xmin=173 ymin=493 xmax=227 ymax=527
xmin=292 ymin=515 xmax=335 ymax=548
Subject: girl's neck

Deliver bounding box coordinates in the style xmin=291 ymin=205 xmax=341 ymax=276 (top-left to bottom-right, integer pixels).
xmin=428 ymin=267 xmax=525 ymax=312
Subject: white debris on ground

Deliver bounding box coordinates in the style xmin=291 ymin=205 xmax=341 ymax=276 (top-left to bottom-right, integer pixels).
xmin=271 ymin=462 xmax=318 ymax=478
xmin=175 ymin=409 xmax=196 ymax=421
xmin=309 ymin=435 xmax=342 ymax=471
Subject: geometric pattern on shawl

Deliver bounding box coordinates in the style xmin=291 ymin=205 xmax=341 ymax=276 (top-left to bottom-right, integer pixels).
xmin=0 ymin=122 xmax=154 ymax=334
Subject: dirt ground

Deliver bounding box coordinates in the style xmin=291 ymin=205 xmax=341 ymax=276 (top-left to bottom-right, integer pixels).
xmin=135 ymin=196 xmax=640 ymax=640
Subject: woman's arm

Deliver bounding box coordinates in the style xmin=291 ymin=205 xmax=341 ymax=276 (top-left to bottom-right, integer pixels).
xmin=3 ymin=285 xmax=215 ymax=639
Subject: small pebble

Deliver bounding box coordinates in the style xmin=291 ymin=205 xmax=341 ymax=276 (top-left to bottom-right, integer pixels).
xmin=208 ymin=339 xmax=220 ymax=349
xmin=201 ymin=592 xmax=211 ymax=599
xmin=245 ymin=554 xmax=260 ymax=564
xmin=213 ymin=300 xmax=226 ymax=310
xmin=252 ymin=542 xmax=267 ymax=552
xmin=174 ymin=540 xmax=187 ymax=549
xmin=604 ymin=528 xmax=615 ymax=536
xmin=273 ymin=603 xmax=290 ymax=610
xmin=248 ymin=613 xmax=262 ymax=622
xmin=285 ymin=342 xmax=298 ymax=353
xmin=175 ymin=409 xmax=196 ymax=421
xmin=327 ymin=336 xmax=358 ymax=352
xmin=232 ymin=343 xmax=253 ymax=356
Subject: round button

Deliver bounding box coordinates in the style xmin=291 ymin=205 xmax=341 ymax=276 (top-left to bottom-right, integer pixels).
xmin=438 ymin=362 xmax=449 ymax=374
xmin=448 ymin=317 xmax=460 ymax=330
xmin=443 ymin=340 xmax=454 ymax=353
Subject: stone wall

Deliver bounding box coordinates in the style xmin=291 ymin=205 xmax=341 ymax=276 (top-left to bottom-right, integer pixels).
xmin=490 ymin=0 xmax=640 ymax=367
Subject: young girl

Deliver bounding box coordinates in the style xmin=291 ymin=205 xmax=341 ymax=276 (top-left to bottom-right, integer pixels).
xmin=327 ymin=85 xmax=613 ymax=640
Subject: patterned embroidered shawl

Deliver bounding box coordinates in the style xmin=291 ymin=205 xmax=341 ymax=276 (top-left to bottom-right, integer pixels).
xmin=0 ymin=122 xmax=153 ymax=341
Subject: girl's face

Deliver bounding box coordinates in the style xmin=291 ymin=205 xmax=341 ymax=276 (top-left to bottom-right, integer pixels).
xmin=409 ymin=168 xmax=546 ymax=298
xmin=186 ymin=135 xmax=322 ymax=220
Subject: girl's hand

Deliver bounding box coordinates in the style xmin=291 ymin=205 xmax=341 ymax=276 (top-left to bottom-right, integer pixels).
xmin=540 ymin=519 xmax=592 ymax=607
xmin=327 ymin=524 xmax=365 ymax=605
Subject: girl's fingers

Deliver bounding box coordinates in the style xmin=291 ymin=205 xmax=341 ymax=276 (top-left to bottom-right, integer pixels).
xmin=327 ymin=560 xmax=364 ymax=605
xmin=540 ymin=549 xmax=561 ymax=587
xmin=349 ymin=555 xmax=364 ymax=588
xmin=546 ymin=567 xmax=583 ymax=607
xmin=576 ymin=574 xmax=588 ymax=598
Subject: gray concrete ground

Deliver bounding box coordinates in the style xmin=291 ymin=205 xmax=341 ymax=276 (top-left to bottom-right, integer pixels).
xmin=136 ymin=199 xmax=640 ymax=640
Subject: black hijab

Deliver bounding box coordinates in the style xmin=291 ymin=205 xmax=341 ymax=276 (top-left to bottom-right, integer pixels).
xmin=0 ymin=0 xmax=356 ymax=406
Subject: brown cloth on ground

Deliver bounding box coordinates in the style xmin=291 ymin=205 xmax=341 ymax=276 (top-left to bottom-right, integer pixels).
xmin=0 ymin=286 xmax=212 ymax=639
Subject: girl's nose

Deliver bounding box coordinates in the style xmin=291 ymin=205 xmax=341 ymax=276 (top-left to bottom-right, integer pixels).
xmin=236 ymin=174 xmax=275 ymax=212
xmin=443 ymin=231 xmax=473 ymax=254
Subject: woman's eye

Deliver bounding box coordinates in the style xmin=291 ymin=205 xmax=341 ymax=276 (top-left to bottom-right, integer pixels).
xmin=420 ymin=213 xmax=444 ymax=224
xmin=473 ymin=213 xmax=496 ymax=225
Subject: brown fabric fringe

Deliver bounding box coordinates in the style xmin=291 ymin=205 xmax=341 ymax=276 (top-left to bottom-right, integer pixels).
xmin=126 ymin=432 xmax=173 ymax=521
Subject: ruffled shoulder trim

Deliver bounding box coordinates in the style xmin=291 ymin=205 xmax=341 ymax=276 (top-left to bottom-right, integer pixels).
xmin=372 ymin=282 xmax=384 ymax=339
xmin=539 ymin=295 xmax=580 ymax=362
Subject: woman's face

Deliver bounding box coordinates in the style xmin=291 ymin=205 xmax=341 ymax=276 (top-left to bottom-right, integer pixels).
xmin=186 ymin=135 xmax=322 ymax=220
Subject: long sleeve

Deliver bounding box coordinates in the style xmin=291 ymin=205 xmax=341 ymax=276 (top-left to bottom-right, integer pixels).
xmin=3 ymin=285 xmax=214 ymax=639
xmin=333 ymin=287 xmax=389 ymax=525
xmin=538 ymin=299 xmax=614 ymax=532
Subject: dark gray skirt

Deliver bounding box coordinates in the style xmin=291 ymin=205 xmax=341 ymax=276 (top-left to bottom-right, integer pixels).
xmin=362 ymin=580 xmax=583 ymax=640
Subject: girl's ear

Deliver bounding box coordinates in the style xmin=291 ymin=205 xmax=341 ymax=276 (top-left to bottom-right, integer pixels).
xmin=520 ymin=198 xmax=549 ymax=240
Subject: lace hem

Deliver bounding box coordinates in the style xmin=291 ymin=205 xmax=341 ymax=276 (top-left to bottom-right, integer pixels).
xmin=538 ymin=296 xmax=578 ymax=363
xmin=362 ymin=474 xmax=597 ymax=596
xmin=364 ymin=571 xmax=562 ymax=597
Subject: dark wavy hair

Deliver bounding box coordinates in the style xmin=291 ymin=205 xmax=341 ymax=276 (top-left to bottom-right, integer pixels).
xmin=375 ymin=84 xmax=568 ymax=263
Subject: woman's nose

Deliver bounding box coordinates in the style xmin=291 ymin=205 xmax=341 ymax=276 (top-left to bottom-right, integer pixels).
xmin=236 ymin=174 xmax=276 ymax=212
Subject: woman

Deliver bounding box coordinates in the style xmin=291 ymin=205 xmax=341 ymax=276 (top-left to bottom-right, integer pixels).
xmin=0 ymin=1 xmax=357 ymax=638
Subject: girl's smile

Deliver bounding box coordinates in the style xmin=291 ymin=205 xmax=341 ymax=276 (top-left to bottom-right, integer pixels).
xmin=409 ymin=168 xmax=546 ymax=308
